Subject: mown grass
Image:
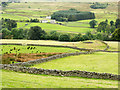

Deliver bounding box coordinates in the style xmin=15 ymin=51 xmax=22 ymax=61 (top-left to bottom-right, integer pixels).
xmin=32 ymin=52 xmax=118 ymax=74
xmin=2 ymin=45 xmax=79 ymax=54
xmin=2 ymin=70 xmax=118 ymax=88
xmin=17 ymin=22 xmax=95 ymax=33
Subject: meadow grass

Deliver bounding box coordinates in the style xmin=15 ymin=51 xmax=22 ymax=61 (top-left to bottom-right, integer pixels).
xmin=105 ymin=41 xmax=119 ymax=51
xmin=2 ymin=70 xmax=118 ymax=88
xmin=32 ymin=52 xmax=118 ymax=74
xmin=1 ymin=45 xmax=79 ymax=54
xmin=1 ymin=39 xmax=106 ymax=50
xmin=1 ymin=13 xmax=29 ymax=20
xmin=63 ymin=40 xmax=107 ymax=50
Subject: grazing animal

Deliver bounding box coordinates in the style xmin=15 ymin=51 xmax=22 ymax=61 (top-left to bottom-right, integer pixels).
xmin=27 ymin=47 xmax=30 ymax=49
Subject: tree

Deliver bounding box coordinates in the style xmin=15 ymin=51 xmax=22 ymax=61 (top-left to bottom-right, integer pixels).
xmin=97 ymin=21 xmax=108 ymax=32
xmin=110 ymin=25 xmax=116 ymax=33
xmin=58 ymin=34 xmax=70 ymax=41
xmin=2 ymin=2 xmax=8 ymax=7
xmin=110 ymin=21 xmax=114 ymax=26
xmin=85 ymin=31 xmax=93 ymax=40
xmin=11 ymin=28 xmax=27 ymax=39
xmin=49 ymin=31 xmax=59 ymax=40
xmin=89 ymin=20 xmax=97 ymax=28
xmin=71 ymin=33 xmax=83 ymax=41
xmin=2 ymin=28 xmax=12 ymax=39
xmin=28 ymin=26 xmax=46 ymax=40
xmin=105 ymin=19 xmax=108 ymax=23
xmin=2 ymin=18 xmax=17 ymax=30
xmin=115 ymin=19 xmax=120 ymax=28
xmin=112 ymin=28 xmax=120 ymax=41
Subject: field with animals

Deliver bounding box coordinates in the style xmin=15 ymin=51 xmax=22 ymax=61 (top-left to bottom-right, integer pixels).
xmin=0 ymin=1 xmax=119 ymax=88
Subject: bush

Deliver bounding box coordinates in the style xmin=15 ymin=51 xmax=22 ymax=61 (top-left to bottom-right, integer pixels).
xmin=59 ymin=34 xmax=70 ymax=41
xmin=28 ymin=26 xmax=46 ymax=40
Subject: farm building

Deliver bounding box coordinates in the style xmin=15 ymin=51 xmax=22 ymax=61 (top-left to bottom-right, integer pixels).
xmin=46 ymin=16 xmax=51 ymax=19
xmin=40 ymin=20 xmax=48 ymax=23
xmin=50 ymin=20 xmax=56 ymax=24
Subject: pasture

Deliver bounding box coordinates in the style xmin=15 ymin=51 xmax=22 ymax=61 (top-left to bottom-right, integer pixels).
xmin=17 ymin=22 xmax=95 ymax=34
xmin=2 ymin=70 xmax=118 ymax=88
xmin=1 ymin=40 xmax=119 ymax=88
xmin=2 ymin=45 xmax=79 ymax=54
xmin=1 ymin=2 xmax=119 ymax=88
xmin=32 ymin=52 xmax=118 ymax=74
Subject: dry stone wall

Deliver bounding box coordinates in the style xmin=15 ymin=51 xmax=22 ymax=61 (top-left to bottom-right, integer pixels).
xmin=1 ymin=65 xmax=119 ymax=80
xmin=1 ymin=42 xmax=119 ymax=80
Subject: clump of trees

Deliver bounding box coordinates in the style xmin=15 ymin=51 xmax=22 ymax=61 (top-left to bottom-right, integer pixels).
xmin=1 ymin=2 xmax=8 ymax=7
xmin=90 ymin=2 xmax=108 ymax=9
xmin=28 ymin=26 xmax=46 ymax=40
xmin=51 ymin=8 xmax=95 ymax=22
xmin=1 ymin=17 xmax=120 ymax=41
xmin=1 ymin=18 xmax=17 ymax=30
xmin=97 ymin=19 xmax=116 ymax=34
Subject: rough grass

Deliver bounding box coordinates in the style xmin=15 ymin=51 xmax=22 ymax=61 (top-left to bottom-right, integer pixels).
xmin=2 ymin=45 xmax=79 ymax=54
xmin=1 ymin=39 xmax=106 ymax=50
xmin=105 ymin=41 xmax=119 ymax=51
xmin=2 ymin=70 xmax=118 ymax=88
xmin=32 ymin=52 xmax=118 ymax=74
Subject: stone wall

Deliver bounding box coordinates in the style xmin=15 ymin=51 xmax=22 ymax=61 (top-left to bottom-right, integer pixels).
xmin=10 ymin=51 xmax=93 ymax=66
xmin=1 ymin=65 xmax=119 ymax=80
xmin=1 ymin=42 xmax=118 ymax=80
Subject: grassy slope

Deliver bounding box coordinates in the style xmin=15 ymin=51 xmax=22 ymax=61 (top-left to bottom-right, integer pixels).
xmin=2 ymin=45 xmax=79 ymax=54
xmin=17 ymin=22 xmax=95 ymax=33
xmin=2 ymin=70 xmax=118 ymax=88
xmin=32 ymin=52 xmax=118 ymax=74
xmin=2 ymin=2 xmax=117 ymax=34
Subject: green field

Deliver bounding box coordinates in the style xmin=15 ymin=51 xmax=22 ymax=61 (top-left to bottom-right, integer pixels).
xmin=2 ymin=45 xmax=79 ymax=54
xmin=2 ymin=70 xmax=118 ymax=88
xmin=17 ymin=22 xmax=95 ymax=33
xmin=1 ymin=2 xmax=117 ymax=34
xmin=32 ymin=52 xmax=118 ymax=74
xmin=1 ymin=2 xmax=119 ymax=88
xmin=105 ymin=41 xmax=119 ymax=51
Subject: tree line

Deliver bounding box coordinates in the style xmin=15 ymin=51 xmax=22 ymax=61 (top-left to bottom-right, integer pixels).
xmin=1 ymin=18 xmax=120 ymax=41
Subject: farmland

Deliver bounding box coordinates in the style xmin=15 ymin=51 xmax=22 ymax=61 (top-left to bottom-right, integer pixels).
xmin=2 ymin=70 xmax=118 ymax=88
xmin=1 ymin=39 xmax=119 ymax=88
xmin=1 ymin=39 xmax=107 ymax=50
xmin=17 ymin=22 xmax=95 ymax=33
xmin=1 ymin=1 xmax=119 ymax=88
xmin=32 ymin=52 xmax=118 ymax=74
xmin=2 ymin=45 xmax=79 ymax=54
xmin=1 ymin=2 xmax=118 ymax=34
